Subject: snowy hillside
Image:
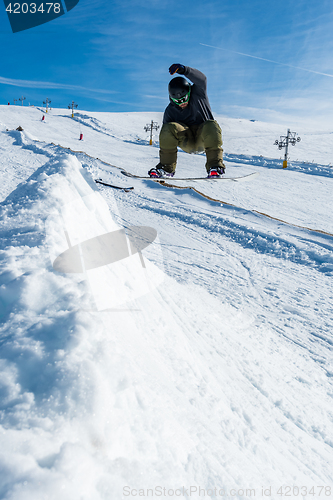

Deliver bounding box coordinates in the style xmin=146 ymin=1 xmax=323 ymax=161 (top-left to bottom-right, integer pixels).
xmin=0 ymin=105 xmax=332 ymax=500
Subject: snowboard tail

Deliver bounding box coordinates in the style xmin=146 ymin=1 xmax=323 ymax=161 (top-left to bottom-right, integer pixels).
xmin=95 ymin=179 xmax=134 ymax=192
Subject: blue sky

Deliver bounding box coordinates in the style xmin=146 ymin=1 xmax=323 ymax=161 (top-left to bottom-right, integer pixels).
xmin=1 ymin=0 xmax=333 ymax=124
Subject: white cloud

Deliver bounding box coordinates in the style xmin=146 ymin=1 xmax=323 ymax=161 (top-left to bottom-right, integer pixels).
xmin=0 ymin=75 xmax=117 ymax=94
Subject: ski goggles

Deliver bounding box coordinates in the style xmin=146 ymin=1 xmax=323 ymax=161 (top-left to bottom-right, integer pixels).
xmin=170 ymin=89 xmax=191 ymax=106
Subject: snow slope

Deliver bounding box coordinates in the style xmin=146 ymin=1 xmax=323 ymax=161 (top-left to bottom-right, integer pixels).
xmin=0 ymin=105 xmax=332 ymax=500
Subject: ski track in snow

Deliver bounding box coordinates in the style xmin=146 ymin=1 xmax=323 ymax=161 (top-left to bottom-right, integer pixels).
xmin=224 ymin=153 xmax=333 ymax=179
xmin=107 ymin=186 xmax=333 ymax=364
xmin=0 ymin=106 xmax=332 ymax=499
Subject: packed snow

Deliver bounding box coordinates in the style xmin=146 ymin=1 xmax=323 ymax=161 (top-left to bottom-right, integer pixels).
xmin=0 ymin=105 xmax=332 ymax=500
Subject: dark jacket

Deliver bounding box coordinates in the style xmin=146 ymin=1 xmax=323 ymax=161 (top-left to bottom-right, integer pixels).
xmin=163 ymin=67 xmax=214 ymax=126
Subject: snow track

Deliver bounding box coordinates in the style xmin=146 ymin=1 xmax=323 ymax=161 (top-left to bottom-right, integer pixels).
xmin=0 ymin=106 xmax=332 ymax=499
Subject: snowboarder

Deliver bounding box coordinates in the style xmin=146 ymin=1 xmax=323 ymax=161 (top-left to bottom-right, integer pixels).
xmin=148 ymin=64 xmax=225 ymax=178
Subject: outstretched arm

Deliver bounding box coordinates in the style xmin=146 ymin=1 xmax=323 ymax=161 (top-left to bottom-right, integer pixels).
xmin=168 ymin=64 xmax=207 ymax=91
xmin=183 ymin=67 xmax=207 ymax=90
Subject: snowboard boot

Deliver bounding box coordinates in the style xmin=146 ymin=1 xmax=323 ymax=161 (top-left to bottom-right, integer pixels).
xmin=207 ymin=165 xmax=226 ymax=178
xmin=148 ymin=163 xmax=175 ymax=178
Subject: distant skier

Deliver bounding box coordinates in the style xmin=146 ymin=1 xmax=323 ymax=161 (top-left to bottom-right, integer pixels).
xmin=148 ymin=64 xmax=225 ymax=178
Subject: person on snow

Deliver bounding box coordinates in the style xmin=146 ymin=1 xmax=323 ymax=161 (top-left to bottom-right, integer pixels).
xmin=148 ymin=64 xmax=225 ymax=179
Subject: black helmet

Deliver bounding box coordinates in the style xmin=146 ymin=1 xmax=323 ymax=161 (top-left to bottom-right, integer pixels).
xmin=168 ymin=77 xmax=191 ymax=105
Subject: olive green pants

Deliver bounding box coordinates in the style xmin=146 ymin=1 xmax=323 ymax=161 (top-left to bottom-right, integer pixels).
xmin=159 ymin=119 xmax=224 ymax=173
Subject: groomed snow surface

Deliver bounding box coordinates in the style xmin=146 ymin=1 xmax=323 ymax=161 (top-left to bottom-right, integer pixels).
xmin=0 ymin=106 xmax=332 ymax=500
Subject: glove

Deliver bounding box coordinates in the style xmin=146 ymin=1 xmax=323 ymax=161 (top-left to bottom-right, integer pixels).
xmin=169 ymin=64 xmax=185 ymax=75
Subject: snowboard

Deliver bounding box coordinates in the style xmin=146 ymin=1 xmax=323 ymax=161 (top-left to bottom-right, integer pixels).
xmin=121 ymin=171 xmax=259 ymax=182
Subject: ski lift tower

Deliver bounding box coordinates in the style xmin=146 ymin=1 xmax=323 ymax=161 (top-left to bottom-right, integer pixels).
xmin=144 ymin=120 xmax=159 ymax=145
xmin=19 ymin=96 xmax=26 ymax=106
xmin=68 ymin=101 xmax=78 ymax=118
xmin=43 ymin=98 xmax=51 ymax=113
xmin=274 ymin=129 xmax=301 ymax=168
